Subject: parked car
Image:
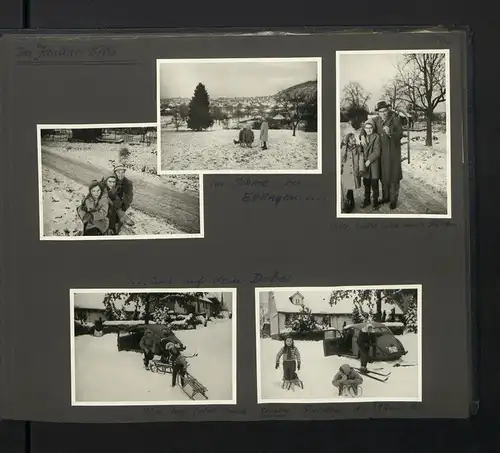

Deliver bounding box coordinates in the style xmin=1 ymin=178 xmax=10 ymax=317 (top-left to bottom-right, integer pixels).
xmin=323 ymin=322 xmax=407 ymax=362
xmin=116 ymin=323 xmax=182 ymax=354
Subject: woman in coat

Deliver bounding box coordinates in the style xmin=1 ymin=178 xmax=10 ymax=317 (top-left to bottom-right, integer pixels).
xmin=340 ymin=132 xmax=364 ymax=213
xmin=77 ymin=180 xmax=110 ymax=236
xmin=360 ymin=119 xmax=382 ymax=210
xmin=260 ymin=118 xmax=269 ymax=150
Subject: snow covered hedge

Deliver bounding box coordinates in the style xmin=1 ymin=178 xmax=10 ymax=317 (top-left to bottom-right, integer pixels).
xmin=274 ymin=330 xmax=325 ymax=342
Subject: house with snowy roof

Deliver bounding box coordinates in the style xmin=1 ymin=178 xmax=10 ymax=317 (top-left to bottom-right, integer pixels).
xmin=266 ymin=290 xmax=404 ymax=337
xmin=74 ymin=294 xmax=136 ymax=324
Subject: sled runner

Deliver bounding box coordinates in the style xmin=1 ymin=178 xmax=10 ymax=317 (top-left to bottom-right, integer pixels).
xmin=342 ymin=384 xmax=363 ymax=398
xmin=149 ymin=353 xmax=198 ymax=375
xmin=178 ymin=370 xmax=209 ymax=400
xmin=281 ymin=372 xmax=304 ymax=391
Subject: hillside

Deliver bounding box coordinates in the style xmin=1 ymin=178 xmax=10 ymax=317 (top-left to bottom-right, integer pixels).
xmin=276 ymin=80 xmax=317 ymax=100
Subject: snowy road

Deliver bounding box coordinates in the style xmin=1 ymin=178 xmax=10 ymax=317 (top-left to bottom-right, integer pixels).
xmin=73 ymin=318 xmax=235 ymax=404
xmin=42 ymin=147 xmax=201 ymax=233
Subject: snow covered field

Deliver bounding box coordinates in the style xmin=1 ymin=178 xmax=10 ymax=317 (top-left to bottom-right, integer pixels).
xmin=73 ymin=318 xmax=235 ymax=404
xmin=258 ymin=333 xmax=420 ymax=402
xmin=160 ymin=125 xmax=319 ymax=172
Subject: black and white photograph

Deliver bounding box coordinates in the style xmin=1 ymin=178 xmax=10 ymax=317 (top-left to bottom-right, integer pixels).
xmin=70 ymin=289 xmax=236 ymax=406
xmin=256 ymin=285 xmax=421 ymax=403
xmin=337 ymin=50 xmax=451 ymax=218
xmin=38 ymin=124 xmax=203 ymax=240
xmin=157 ymin=57 xmax=321 ymax=174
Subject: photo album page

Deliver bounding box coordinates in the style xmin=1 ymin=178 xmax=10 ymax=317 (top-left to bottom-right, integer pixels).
xmin=0 ymin=28 xmax=474 ymax=422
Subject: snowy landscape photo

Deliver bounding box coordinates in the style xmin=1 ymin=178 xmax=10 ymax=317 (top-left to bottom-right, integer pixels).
xmin=337 ymin=50 xmax=451 ymax=218
xmin=38 ymin=125 xmax=203 ymax=240
xmin=256 ymin=286 xmax=421 ymax=403
xmin=157 ymin=58 xmax=321 ymax=173
xmin=70 ymin=289 xmax=236 ymax=405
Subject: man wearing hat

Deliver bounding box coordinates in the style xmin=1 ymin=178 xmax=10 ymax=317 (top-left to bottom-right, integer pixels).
xmin=113 ymin=164 xmax=135 ymax=229
xmin=372 ymin=101 xmax=404 ymax=210
xmin=357 ymin=323 xmax=377 ymax=373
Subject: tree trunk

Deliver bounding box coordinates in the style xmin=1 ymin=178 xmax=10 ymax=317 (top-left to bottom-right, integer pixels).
xmin=144 ymin=297 xmax=151 ymax=324
xmin=375 ymin=290 xmax=383 ymax=322
xmin=425 ymin=111 xmax=433 ymax=147
xmin=292 ymin=122 xmax=297 ymax=137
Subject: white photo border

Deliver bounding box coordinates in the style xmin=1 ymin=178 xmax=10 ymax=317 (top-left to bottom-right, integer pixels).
xmin=70 ymin=287 xmax=237 ymax=406
xmin=335 ymin=49 xmax=452 ymax=219
xmin=255 ymin=284 xmax=423 ymax=404
xmin=156 ymin=57 xmax=323 ymax=175
xmin=37 ymin=123 xmax=205 ymax=241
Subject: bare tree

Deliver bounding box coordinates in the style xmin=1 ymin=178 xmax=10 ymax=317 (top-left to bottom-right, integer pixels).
xmin=340 ymin=81 xmax=371 ymax=111
xmin=276 ymin=90 xmax=316 ymax=137
xmin=169 ymin=104 xmax=189 ymax=131
xmin=382 ymin=79 xmax=405 ymax=113
xmin=394 ymin=53 xmax=446 ymax=146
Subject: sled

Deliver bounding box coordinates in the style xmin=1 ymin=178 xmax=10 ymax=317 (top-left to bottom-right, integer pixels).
xmin=178 ymin=370 xmax=208 ymax=400
xmin=281 ymin=373 xmax=304 ymax=391
xmin=149 ymin=359 xmax=173 ymax=374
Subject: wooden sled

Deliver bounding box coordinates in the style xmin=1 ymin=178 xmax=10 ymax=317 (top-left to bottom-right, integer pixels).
xmin=342 ymin=384 xmax=363 ymax=398
xmin=178 ymin=371 xmax=208 ymax=400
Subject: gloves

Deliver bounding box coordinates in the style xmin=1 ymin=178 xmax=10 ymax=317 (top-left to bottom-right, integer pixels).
xmin=297 ymin=363 xmax=301 ymax=371
xmin=275 ymin=363 xmax=279 ymax=369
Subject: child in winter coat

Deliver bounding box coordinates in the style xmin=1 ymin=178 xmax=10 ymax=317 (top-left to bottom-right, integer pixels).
xmin=166 ymin=342 xmax=188 ymax=388
xmin=340 ymin=132 xmax=364 ymax=213
xmin=275 ymin=337 xmax=301 ymax=385
xmin=332 ymin=364 xmax=363 ymax=396
xmin=77 ymin=180 xmax=110 ymax=236
xmin=139 ymin=329 xmax=157 ymax=369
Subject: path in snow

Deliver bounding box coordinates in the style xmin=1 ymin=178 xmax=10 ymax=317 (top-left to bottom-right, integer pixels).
xmin=259 ymin=334 xmax=419 ymax=401
xmin=160 ymin=129 xmax=318 ymax=171
xmin=42 ymin=147 xmax=201 ymax=233
xmin=74 ymin=318 xmax=234 ymax=404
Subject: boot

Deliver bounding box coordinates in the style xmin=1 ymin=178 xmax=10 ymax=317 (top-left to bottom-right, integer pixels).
xmin=372 ymin=198 xmax=380 ymax=211
xmin=361 ymin=198 xmax=371 ymax=209
xmin=390 ymin=202 xmax=397 ymax=210
xmin=233 ymin=139 xmax=238 ymax=145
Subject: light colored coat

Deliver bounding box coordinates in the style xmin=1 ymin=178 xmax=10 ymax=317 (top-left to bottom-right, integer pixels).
xmin=77 ymin=194 xmax=110 ymax=233
xmin=260 ymin=121 xmax=269 ymax=141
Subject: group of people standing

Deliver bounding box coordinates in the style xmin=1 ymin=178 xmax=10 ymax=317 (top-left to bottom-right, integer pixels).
xmin=77 ymin=164 xmax=134 ymax=236
xmin=341 ymin=101 xmax=404 ymax=213
xmin=233 ymin=118 xmax=269 ymax=150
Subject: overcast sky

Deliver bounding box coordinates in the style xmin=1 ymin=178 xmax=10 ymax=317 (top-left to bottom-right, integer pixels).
xmin=159 ymin=60 xmax=318 ymax=98
xmin=338 ymin=52 xmax=446 ymax=112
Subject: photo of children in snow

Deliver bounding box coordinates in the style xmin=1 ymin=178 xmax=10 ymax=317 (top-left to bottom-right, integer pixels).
xmin=72 ymin=291 xmax=235 ymax=404
xmin=157 ymin=58 xmax=320 ymax=172
xmin=39 ymin=126 xmax=202 ymax=238
xmin=257 ymin=287 xmax=420 ymax=402
xmin=338 ymin=51 xmax=450 ymax=216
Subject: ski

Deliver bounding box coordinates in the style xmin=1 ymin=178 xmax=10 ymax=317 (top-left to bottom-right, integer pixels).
xmin=365 ymin=369 xmax=391 ymax=377
xmin=354 ymin=368 xmax=389 ymax=383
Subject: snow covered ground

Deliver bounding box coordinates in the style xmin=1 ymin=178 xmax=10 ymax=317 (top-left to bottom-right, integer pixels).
xmin=258 ymin=333 xmax=419 ymax=402
xmin=160 ymin=124 xmax=319 ymax=172
xmin=42 ymin=167 xmax=184 ymax=236
xmin=73 ymin=318 xmax=235 ymax=404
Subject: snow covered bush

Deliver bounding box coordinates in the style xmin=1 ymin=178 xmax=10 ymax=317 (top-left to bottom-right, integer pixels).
xmin=404 ymin=299 xmax=418 ymax=333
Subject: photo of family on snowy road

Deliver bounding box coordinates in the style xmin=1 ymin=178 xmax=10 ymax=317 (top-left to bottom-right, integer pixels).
xmin=337 ymin=50 xmax=451 ymax=218
xmin=256 ymin=286 xmax=421 ymax=403
xmin=71 ymin=289 xmax=236 ymax=405
xmin=38 ymin=125 xmax=203 ymax=240
xmin=157 ymin=58 xmax=321 ymax=173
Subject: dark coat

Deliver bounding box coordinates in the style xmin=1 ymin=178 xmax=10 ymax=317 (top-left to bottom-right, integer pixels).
xmin=361 ymin=133 xmax=381 ymax=180
xmin=139 ymin=330 xmax=156 ymax=353
xmin=115 ymin=176 xmax=134 ymax=211
xmin=373 ymin=112 xmax=403 ymax=184
xmin=357 ymin=330 xmax=376 ymax=353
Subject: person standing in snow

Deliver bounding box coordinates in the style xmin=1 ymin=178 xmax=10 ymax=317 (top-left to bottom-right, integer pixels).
xmin=260 ymin=118 xmax=269 ymax=150
xmin=99 ymin=174 xmax=120 ymax=234
xmin=113 ymin=164 xmax=135 ymax=231
xmin=357 ymin=323 xmax=377 ymax=372
xmin=359 ymin=118 xmax=382 ymax=211
xmin=332 ymin=364 xmax=363 ymax=396
xmin=340 ymin=132 xmax=364 ymax=213
xmin=139 ymin=329 xmax=157 ymax=369
xmin=93 ymin=317 xmax=104 ymax=337
xmin=275 ymin=336 xmax=301 ymax=386
xmin=166 ymin=342 xmax=188 ymax=388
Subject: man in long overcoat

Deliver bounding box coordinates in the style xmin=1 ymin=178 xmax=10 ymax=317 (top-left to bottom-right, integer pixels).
xmin=372 ymin=101 xmax=404 ymax=209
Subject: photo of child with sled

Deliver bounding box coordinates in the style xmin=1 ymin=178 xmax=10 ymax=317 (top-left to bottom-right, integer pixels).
xmin=233 ymin=124 xmax=255 ymax=148
xmin=275 ymin=336 xmax=303 ymax=390
xmin=332 ymin=364 xmax=363 ymax=396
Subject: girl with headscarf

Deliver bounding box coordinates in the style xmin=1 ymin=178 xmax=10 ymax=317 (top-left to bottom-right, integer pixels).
xmin=340 ymin=132 xmax=364 ymax=213
xmin=77 ymin=180 xmax=110 ymax=236
xmin=100 ymin=175 xmax=120 ymax=234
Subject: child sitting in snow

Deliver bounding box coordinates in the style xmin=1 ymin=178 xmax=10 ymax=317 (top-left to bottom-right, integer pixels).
xmin=332 ymin=364 xmax=363 ymax=396
xmin=233 ymin=124 xmax=254 ymax=147
xmin=275 ymin=336 xmax=301 ymax=387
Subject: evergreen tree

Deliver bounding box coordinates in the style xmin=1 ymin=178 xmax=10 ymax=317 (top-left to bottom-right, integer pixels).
xmin=352 ymin=305 xmax=363 ymax=324
xmin=187 ymin=83 xmax=214 ymax=131
xmin=291 ymin=306 xmax=317 ymax=333
xmin=404 ymin=297 xmax=418 ymax=333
